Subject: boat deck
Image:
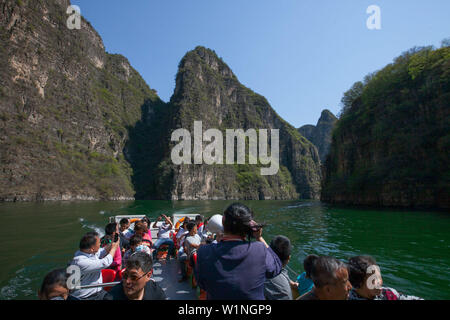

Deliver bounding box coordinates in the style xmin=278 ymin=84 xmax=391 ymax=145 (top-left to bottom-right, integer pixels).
xmin=111 ymin=214 xmax=200 ymax=300
xmin=152 ymin=258 xmax=198 ymax=300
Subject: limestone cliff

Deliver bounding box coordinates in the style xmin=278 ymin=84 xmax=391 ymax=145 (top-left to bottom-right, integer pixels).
xmin=0 ymin=0 xmax=161 ymax=201
xmin=298 ymin=109 xmax=337 ymax=163
xmin=128 ymin=47 xmax=322 ymax=200
xmin=321 ymin=45 xmax=450 ymax=209
xmin=0 ymin=1 xmax=322 ymax=201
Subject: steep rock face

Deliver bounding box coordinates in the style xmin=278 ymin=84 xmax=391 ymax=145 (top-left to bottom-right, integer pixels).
xmin=298 ymin=109 xmax=337 ymax=163
xmin=0 ymin=0 xmax=161 ymax=201
xmin=322 ymin=46 xmax=450 ymax=209
xmin=130 ymin=47 xmax=322 ymax=200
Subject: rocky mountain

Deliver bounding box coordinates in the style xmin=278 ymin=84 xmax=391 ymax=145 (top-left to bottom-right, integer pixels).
xmin=0 ymin=0 xmax=161 ymax=201
xmin=321 ymin=45 xmax=450 ymax=209
xmin=127 ymin=47 xmax=322 ymax=200
xmin=298 ymin=109 xmax=337 ymax=163
xmin=0 ymin=0 xmax=322 ymax=201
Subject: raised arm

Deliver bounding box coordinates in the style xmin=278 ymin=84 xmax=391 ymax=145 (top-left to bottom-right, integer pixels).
xmin=162 ymin=214 xmax=173 ymax=228
xmin=152 ymin=216 xmax=161 ymax=228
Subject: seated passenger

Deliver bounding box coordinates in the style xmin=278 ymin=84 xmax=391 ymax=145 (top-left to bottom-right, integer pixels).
xmin=176 ymin=218 xmax=190 ymax=249
xmin=195 ymin=215 xmax=206 ymax=239
xmin=134 ymin=221 xmax=152 ymax=248
xmin=100 ymin=222 xmax=122 ymax=274
xmin=178 ymin=222 xmax=202 ymax=282
xmin=196 ymin=203 xmax=282 ymax=300
xmin=118 ymin=218 xmax=130 ymax=254
xmin=347 ymin=255 xmax=423 ymax=300
xmin=103 ymin=252 xmax=166 ymax=300
xmin=38 ymin=268 xmax=79 ymax=300
xmin=297 ymin=254 xmax=318 ymax=296
xmin=120 ymin=218 xmax=134 ymax=240
xmin=123 ymin=235 xmax=151 ymax=265
xmin=140 ymin=216 xmax=153 ymax=243
xmin=152 ymin=214 xmax=175 ymax=259
xmin=264 ymin=235 xmax=297 ymax=300
xmin=298 ymin=256 xmax=352 ymax=300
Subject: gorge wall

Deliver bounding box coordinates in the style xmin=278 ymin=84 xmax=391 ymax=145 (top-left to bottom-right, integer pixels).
xmin=321 ymin=45 xmax=450 ymax=209
xmin=0 ymin=0 xmax=322 ymax=201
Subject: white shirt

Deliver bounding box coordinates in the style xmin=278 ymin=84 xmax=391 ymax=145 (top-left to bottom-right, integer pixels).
xmin=185 ymin=234 xmax=201 ymax=257
xmin=70 ymin=248 xmax=113 ymax=299
xmin=157 ymin=223 xmax=172 ymax=239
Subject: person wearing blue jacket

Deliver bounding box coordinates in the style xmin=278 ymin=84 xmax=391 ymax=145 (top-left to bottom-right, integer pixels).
xmin=196 ymin=203 xmax=282 ymax=300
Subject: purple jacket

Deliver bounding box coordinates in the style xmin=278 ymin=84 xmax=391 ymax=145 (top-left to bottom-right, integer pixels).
xmin=196 ymin=240 xmax=282 ymax=300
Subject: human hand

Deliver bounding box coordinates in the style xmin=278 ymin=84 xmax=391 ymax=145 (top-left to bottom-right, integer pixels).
xmin=252 ymin=227 xmax=263 ymax=240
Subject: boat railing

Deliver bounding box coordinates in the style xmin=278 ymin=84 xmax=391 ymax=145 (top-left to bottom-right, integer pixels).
xmin=74 ymin=282 xmax=121 ymax=290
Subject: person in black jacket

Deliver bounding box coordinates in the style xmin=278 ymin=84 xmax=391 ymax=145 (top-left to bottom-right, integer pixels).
xmin=104 ymin=252 xmax=166 ymax=300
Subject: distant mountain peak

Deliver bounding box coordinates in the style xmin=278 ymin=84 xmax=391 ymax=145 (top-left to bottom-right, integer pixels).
xmin=178 ymin=46 xmax=234 ymax=79
xmin=298 ymin=109 xmax=337 ymax=163
xmin=319 ymin=109 xmax=337 ymax=123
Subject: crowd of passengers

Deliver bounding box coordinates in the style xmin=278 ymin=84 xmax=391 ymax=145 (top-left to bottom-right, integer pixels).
xmin=38 ymin=203 xmax=423 ymax=301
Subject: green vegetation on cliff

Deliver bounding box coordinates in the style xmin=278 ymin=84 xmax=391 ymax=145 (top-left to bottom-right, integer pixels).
xmin=0 ymin=0 xmax=159 ymax=200
xmin=0 ymin=1 xmax=321 ymax=201
xmin=129 ymin=46 xmax=322 ymax=200
xmin=322 ymin=42 xmax=450 ymax=209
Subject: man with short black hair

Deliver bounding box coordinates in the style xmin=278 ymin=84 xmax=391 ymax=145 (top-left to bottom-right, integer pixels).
xmin=152 ymin=214 xmax=175 ymax=259
xmin=103 ymin=252 xmax=166 ymax=300
xmin=70 ymin=231 xmax=120 ymax=300
xmin=264 ymin=235 xmax=296 ymax=300
xmin=118 ymin=218 xmax=131 ymax=254
xmin=120 ymin=218 xmax=135 ymax=240
xmin=298 ymin=256 xmax=352 ymax=300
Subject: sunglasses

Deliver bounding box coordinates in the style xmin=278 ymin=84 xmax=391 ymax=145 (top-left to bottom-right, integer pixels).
xmin=122 ymin=271 xmax=150 ymax=282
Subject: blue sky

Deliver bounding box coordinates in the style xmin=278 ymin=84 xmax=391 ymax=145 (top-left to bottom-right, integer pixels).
xmin=71 ymin=0 xmax=450 ymax=127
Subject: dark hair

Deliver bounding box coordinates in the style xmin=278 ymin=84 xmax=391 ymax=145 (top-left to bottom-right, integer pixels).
xmin=104 ymin=223 xmax=117 ymax=236
xmin=269 ymin=236 xmax=292 ymax=265
xmin=129 ymin=234 xmax=143 ymax=247
xmin=141 ymin=216 xmax=151 ymax=226
xmin=182 ymin=217 xmax=191 ymax=228
xmin=223 ymin=203 xmax=261 ymax=240
xmin=195 ymin=215 xmax=203 ymax=223
xmin=79 ymin=231 xmax=99 ymax=250
xmin=304 ymin=254 xmax=319 ymax=278
xmin=310 ymin=256 xmax=347 ymax=288
xmin=40 ymin=268 xmax=68 ymax=298
xmin=186 ymin=222 xmax=196 ymax=232
xmin=119 ymin=218 xmax=129 ymax=225
xmin=134 ymin=221 xmax=148 ymax=233
xmin=348 ymin=255 xmax=377 ymax=289
xmin=126 ymin=251 xmax=153 ymax=273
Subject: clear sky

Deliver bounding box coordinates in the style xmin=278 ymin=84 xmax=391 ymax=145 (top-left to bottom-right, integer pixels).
xmin=71 ymin=0 xmax=450 ymax=128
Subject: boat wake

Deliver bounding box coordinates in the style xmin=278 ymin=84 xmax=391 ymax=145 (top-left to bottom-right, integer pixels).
xmin=0 ymin=268 xmax=34 ymax=300
xmin=79 ymin=218 xmax=104 ymax=237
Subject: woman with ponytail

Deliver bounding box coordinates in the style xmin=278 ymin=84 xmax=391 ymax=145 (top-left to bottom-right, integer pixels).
xmin=196 ymin=203 xmax=282 ymax=300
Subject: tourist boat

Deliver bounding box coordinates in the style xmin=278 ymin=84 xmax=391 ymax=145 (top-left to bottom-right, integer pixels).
xmin=76 ymin=213 xmax=201 ymax=299
xmin=75 ymin=213 xmax=299 ymax=300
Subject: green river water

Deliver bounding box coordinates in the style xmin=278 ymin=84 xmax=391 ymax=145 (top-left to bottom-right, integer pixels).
xmin=0 ymin=200 xmax=448 ymax=300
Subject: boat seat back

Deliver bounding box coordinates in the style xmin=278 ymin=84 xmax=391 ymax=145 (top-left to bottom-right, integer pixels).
xmin=101 ymin=269 xmax=117 ymax=292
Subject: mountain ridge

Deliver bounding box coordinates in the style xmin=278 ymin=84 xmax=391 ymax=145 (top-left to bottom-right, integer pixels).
xmin=0 ymin=1 xmax=321 ymax=201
